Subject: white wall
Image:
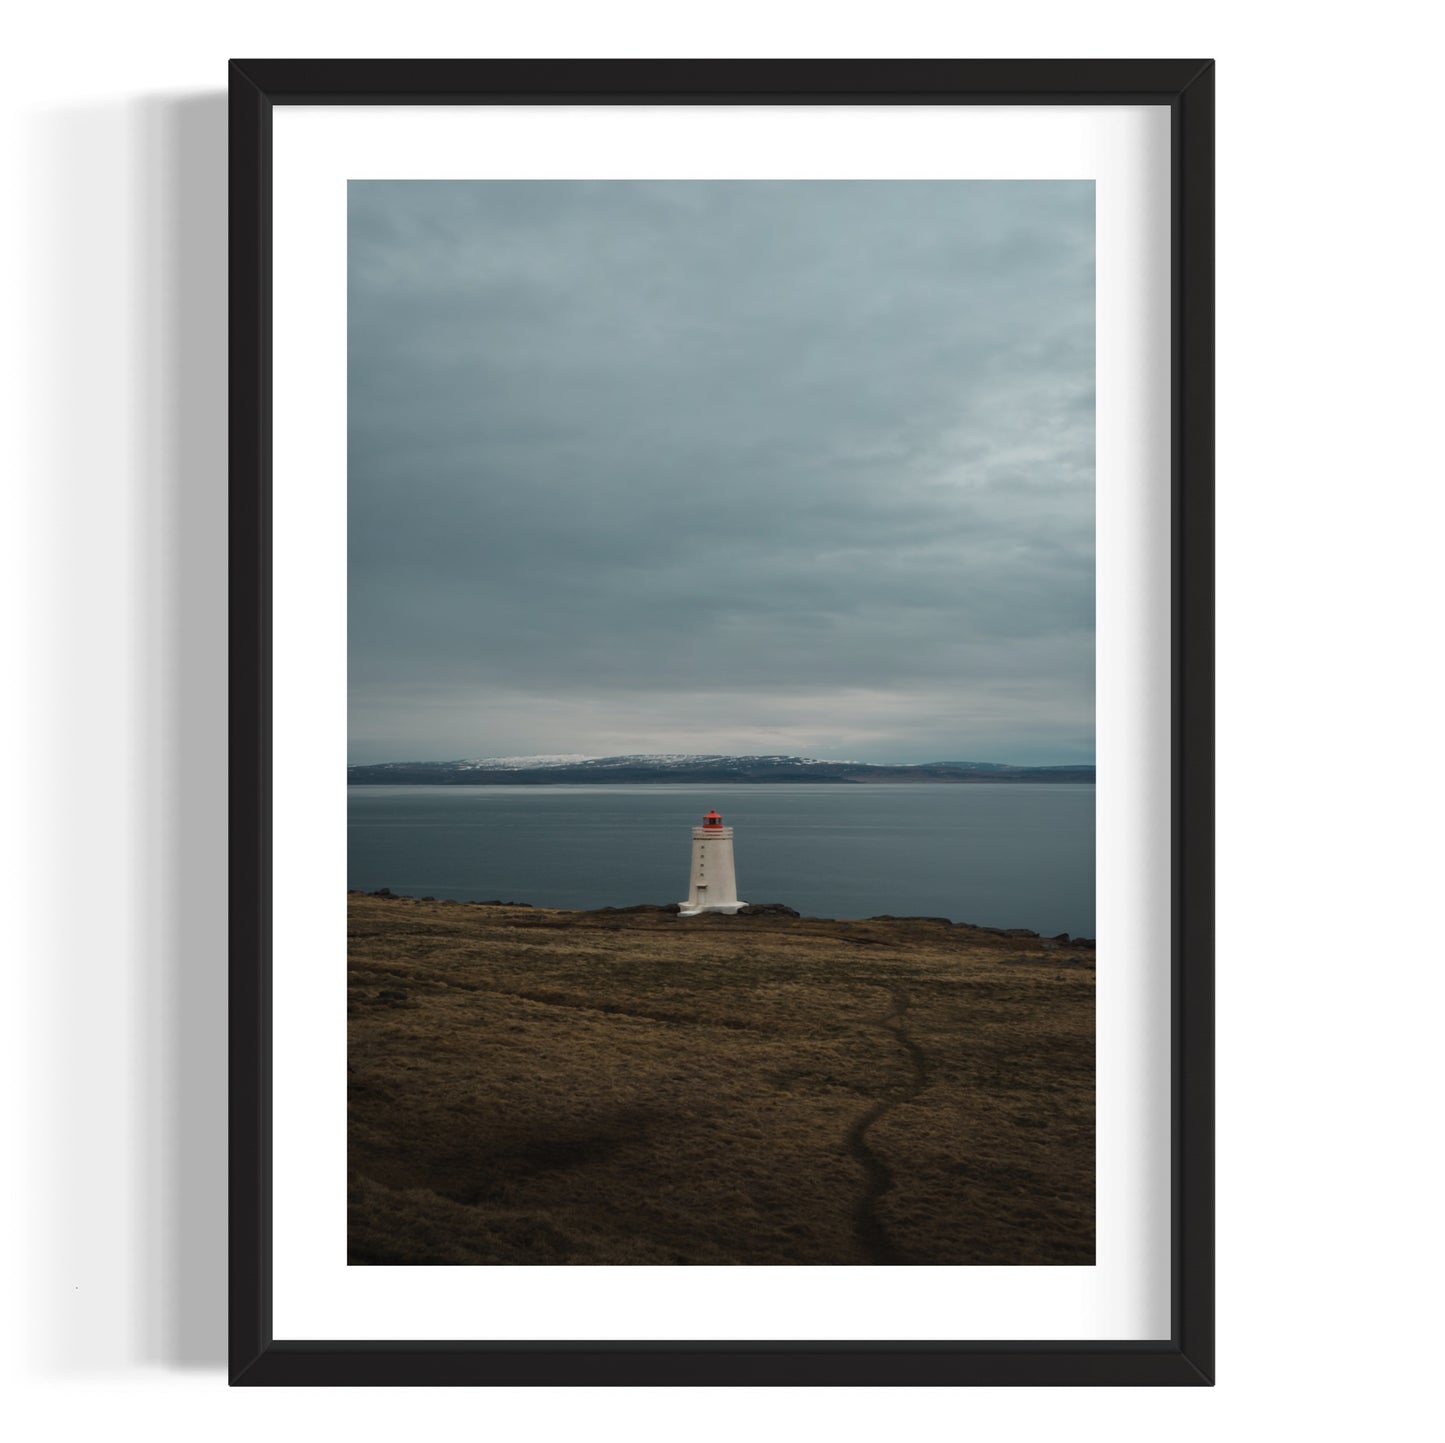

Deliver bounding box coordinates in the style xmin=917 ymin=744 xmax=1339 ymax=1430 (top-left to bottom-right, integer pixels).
xmin=4 ymin=2 xmax=1440 ymax=1436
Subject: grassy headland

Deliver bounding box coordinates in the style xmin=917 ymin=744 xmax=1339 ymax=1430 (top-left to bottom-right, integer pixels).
xmin=348 ymin=892 xmax=1094 ymax=1266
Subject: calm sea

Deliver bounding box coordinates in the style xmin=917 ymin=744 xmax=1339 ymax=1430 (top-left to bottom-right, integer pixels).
xmin=347 ymin=783 xmax=1095 ymax=937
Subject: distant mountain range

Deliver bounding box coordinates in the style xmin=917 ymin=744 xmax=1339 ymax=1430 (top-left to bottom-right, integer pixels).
xmin=347 ymin=754 xmax=1095 ymax=785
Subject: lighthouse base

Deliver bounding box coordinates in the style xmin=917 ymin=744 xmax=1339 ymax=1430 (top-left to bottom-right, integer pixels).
xmin=678 ymin=900 xmax=748 ymax=917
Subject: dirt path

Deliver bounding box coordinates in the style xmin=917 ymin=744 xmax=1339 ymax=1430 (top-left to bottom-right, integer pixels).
xmin=844 ymin=986 xmax=931 ymax=1264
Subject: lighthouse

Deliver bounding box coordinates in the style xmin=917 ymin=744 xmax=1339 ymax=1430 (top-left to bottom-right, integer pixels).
xmin=679 ymin=809 xmax=747 ymax=916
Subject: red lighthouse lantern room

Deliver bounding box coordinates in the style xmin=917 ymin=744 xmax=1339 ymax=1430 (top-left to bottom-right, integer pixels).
xmin=702 ymin=810 xmax=724 ymax=829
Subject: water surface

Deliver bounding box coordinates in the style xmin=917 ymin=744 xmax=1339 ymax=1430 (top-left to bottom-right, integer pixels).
xmin=348 ymin=783 xmax=1095 ymax=937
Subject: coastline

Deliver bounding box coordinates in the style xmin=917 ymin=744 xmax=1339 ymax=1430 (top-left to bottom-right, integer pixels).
xmin=353 ymin=889 xmax=1096 ymax=950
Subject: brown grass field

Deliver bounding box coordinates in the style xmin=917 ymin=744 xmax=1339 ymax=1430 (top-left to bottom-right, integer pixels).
xmin=348 ymin=892 xmax=1094 ymax=1266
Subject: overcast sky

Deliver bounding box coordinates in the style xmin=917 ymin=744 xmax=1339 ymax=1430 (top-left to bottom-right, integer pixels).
xmin=348 ymin=180 xmax=1093 ymax=765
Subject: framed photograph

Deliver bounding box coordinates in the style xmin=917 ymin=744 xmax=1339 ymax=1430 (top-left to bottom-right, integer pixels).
xmin=230 ymin=59 xmax=1214 ymax=1386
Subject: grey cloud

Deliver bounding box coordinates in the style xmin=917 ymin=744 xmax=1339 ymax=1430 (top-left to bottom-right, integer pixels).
xmin=348 ymin=181 xmax=1094 ymax=765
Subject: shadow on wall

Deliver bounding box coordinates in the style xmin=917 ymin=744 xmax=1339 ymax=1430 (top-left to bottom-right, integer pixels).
xmin=24 ymin=91 xmax=228 ymax=1373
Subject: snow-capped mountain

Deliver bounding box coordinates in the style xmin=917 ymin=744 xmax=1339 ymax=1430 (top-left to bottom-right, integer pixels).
xmin=458 ymin=753 xmax=860 ymax=771
xmin=453 ymin=754 xmax=599 ymax=770
xmin=348 ymin=754 xmax=1095 ymax=785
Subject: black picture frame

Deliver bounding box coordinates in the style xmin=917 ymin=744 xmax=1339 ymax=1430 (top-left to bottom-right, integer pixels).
xmin=230 ymin=58 xmax=1214 ymax=1388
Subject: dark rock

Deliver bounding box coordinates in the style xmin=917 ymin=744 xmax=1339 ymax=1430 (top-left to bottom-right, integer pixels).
xmin=420 ymin=896 xmax=436 ymax=902
xmin=978 ymin=926 xmax=1007 ymax=936
xmin=1051 ymin=932 xmax=1071 ymax=942
xmin=737 ymin=903 xmax=801 ymax=917
xmin=370 ymin=887 xmax=395 ymax=898
xmin=377 ymin=988 xmax=407 ymax=1001
xmin=1069 ymin=936 xmax=1096 ymax=948
xmin=1005 ymin=928 xmax=1040 ymax=938
xmin=869 ymin=914 xmax=951 ymax=925
xmin=589 ymin=903 xmax=681 ymax=915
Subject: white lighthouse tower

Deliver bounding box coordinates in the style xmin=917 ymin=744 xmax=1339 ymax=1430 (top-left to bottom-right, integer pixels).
xmin=679 ymin=809 xmax=747 ymax=916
